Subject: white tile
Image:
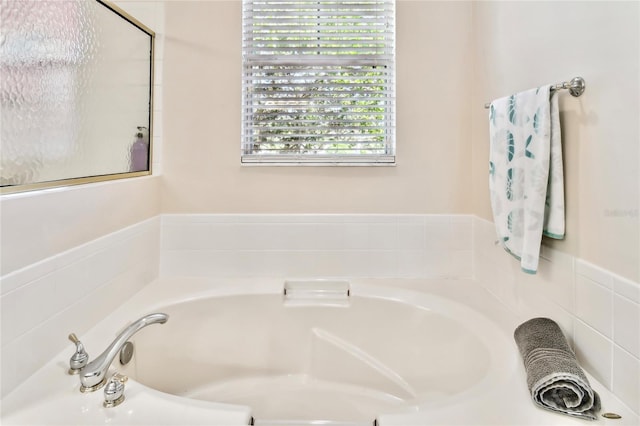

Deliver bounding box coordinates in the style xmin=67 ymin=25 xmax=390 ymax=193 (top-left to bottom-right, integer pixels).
xmin=365 ymin=223 xmax=398 ymax=250
xmin=159 ymin=250 xmax=237 ymax=278
xmin=397 ymin=250 xmax=427 ymax=278
xmin=161 ymin=223 xmax=213 ymax=250
xmin=294 ymin=251 xmax=352 ymax=278
xmin=573 ymin=320 xmax=612 ymax=390
xmin=396 ymin=215 xmax=426 ymax=225
xmin=398 ymin=223 xmax=425 ymax=250
xmin=234 ymin=224 xmax=287 ymax=250
xmin=238 ymin=249 xmax=276 ymax=277
xmin=449 ymin=216 xmax=473 ymax=250
xmin=0 ymin=257 xmax=57 ymax=296
xmin=1 ymin=208 xmax=49 ymax=276
xmin=449 ymin=215 xmax=473 ymax=224
xmin=343 ymin=223 xmax=397 ymax=250
xmin=423 ymin=250 xmax=453 ymax=278
xmin=449 ymin=250 xmax=473 ymax=279
xmin=534 ymin=246 xmax=575 ymax=315
xmin=575 ymin=259 xmax=614 ymax=289
xmin=151 ymin=161 xmax=162 ymax=175
xmin=575 ymin=275 xmax=613 ymax=338
xmin=207 ymin=224 xmax=243 ymax=250
xmin=514 ymin=279 xmax=574 ymax=344
xmin=152 ymin=105 xmax=163 ymax=135
xmin=342 ymin=224 xmax=372 ymax=250
xmin=153 ymin=59 xmax=163 ymax=85
xmin=614 ymin=275 xmax=640 ymax=304
xmin=286 ymin=224 xmax=345 ymax=250
xmin=53 ymin=261 xmax=92 ymax=310
xmin=234 ymin=250 xmax=347 ymax=278
xmin=613 ymin=294 xmax=640 ymax=358
xmin=233 ymin=214 xmax=329 ymax=224
xmin=1 ymin=274 xmax=58 ymax=346
xmin=423 ymin=215 xmax=453 ymax=225
xmin=424 ymin=223 xmax=453 ymax=251
xmin=340 ymin=251 xmax=398 ymax=278
xmin=612 ymin=346 xmax=640 ymax=415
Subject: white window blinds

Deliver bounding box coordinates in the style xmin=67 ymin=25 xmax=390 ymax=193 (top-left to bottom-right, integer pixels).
xmin=242 ymin=0 xmax=395 ymax=164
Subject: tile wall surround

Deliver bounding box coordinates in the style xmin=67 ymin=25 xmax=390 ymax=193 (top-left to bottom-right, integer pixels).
xmin=0 ymin=217 xmax=160 ymax=398
xmin=113 ymin=0 xmax=165 ymax=174
xmin=473 ymin=216 xmax=640 ymax=415
xmin=1 ymin=212 xmax=638 ymax=415
xmin=159 ymin=214 xmax=473 ymax=279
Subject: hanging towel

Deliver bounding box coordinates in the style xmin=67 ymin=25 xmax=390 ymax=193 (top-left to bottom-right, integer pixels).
xmin=488 ymin=85 xmax=565 ymax=274
xmin=514 ymin=318 xmax=601 ymax=420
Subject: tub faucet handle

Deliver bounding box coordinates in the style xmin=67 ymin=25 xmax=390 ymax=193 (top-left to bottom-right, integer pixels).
xmin=68 ymin=333 xmax=89 ymax=375
xmin=103 ymin=372 xmax=128 ymax=408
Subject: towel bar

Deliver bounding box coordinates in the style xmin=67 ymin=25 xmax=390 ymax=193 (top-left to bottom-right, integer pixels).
xmin=484 ymin=76 xmax=585 ymax=109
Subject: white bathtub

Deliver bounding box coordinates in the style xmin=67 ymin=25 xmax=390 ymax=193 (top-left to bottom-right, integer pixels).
xmin=120 ymin=283 xmax=514 ymax=423
xmin=2 ymin=278 xmax=635 ymax=425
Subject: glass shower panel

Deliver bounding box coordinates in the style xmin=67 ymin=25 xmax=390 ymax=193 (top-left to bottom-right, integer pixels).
xmin=0 ymin=0 xmax=153 ymax=192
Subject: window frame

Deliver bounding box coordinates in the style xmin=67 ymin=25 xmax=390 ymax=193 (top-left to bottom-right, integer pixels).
xmin=241 ymin=0 xmax=396 ymax=166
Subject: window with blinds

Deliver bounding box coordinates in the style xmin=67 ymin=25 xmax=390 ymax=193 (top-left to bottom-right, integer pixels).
xmin=242 ymin=0 xmax=395 ymax=164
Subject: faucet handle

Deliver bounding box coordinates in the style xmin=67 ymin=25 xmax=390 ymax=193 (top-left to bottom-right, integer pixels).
xmin=68 ymin=333 xmax=89 ymax=375
xmin=103 ymin=372 xmax=128 ymax=408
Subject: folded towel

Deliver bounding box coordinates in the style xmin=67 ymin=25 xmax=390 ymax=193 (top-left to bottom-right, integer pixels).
xmin=514 ymin=317 xmax=601 ymax=420
xmin=489 ymin=85 xmax=565 ymax=273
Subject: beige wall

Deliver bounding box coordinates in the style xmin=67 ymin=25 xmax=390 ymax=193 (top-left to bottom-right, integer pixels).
xmin=161 ymin=1 xmax=473 ymax=214
xmin=161 ymin=1 xmax=639 ymax=281
xmin=471 ymin=1 xmax=639 ymax=282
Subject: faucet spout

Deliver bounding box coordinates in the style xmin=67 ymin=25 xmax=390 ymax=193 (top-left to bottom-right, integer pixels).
xmin=80 ymin=313 xmax=168 ymax=392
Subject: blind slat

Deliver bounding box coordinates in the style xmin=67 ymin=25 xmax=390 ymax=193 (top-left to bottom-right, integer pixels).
xmin=242 ymin=0 xmax=395 ymax=162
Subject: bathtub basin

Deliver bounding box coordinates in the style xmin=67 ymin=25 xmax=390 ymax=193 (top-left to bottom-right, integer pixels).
xmin=120 ymin=283 xmax=514 ymax=423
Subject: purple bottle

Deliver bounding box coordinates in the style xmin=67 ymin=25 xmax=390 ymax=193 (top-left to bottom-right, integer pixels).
xmin=129 ymin=126 xmax=149 ymax=172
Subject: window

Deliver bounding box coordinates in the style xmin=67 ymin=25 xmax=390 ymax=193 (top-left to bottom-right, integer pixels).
xmin=0 ymin=0 xmax=153 ymax=194
xmin=241 ymin=0 xmax=395 ymax=164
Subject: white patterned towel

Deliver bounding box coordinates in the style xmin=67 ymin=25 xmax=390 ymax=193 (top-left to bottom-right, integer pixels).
xmin=489 ymin=85 xmax=565 ymax=274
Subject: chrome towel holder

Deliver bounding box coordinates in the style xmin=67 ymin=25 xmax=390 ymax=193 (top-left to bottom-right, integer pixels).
xmin=484 ymin=76 xmax=586 ymax=109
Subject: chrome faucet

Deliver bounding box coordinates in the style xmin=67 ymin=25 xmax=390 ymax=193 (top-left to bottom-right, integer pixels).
xmin=78 ymin=313 xmax=169 ymax=392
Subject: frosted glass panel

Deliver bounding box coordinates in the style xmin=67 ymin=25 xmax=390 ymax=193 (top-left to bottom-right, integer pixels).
xmin=0 ymin=0 xmax=153 ymax=192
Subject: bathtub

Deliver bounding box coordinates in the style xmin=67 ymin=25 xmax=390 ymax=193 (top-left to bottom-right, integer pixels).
xmin=119 ymin=282 xmax=514 ymax=423
xmin=1 ymin=278 xmax=635 ymax=425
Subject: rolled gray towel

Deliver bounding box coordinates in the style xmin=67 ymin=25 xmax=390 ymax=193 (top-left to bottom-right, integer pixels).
xmin=514 ymin=317 xmax=601 ymax=420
